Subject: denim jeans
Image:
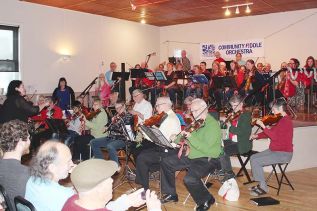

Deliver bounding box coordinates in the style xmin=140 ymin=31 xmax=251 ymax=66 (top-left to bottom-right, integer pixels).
xmin=90 ymin=137 xmax=125 ymax=164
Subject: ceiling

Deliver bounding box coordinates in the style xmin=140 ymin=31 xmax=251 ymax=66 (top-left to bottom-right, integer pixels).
xmin=21 ymin=0 xmax=317 ymax=26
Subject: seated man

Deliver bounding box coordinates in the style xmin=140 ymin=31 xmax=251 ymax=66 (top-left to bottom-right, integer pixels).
xmin=160 ymin=99 xmax=222 ymax=211
xmin=250 ymin=98 xmax=294 ymax=196
xmin=135 ymin=97 xmax=181 ymax=190
xmin=219 ymin=95 xmax=252 ymax=181
xmin=25 ymin=141 xmax=75 ymax=211
xmin=63 ymin=159 xmax=162 ymax=211
xmin=0 ymin=120 xmax=31 ymax=210
xmin=90 ymin=101 xmax=134 ymax=166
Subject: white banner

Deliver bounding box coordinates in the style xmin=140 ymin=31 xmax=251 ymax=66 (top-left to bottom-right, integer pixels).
xmin=200 ymin=39 xmax=264 ymax=60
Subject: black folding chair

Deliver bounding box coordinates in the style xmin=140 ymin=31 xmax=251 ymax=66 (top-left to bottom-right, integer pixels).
xmin=236 ymin=150 xmax=258 ymax=185
xmin=0 ymin=184 xmax=14 ymax=211
xmin=14 ymin=196 xmax=36 ymax=211
xmin=266 ymin=163 xmax=294 ymax=195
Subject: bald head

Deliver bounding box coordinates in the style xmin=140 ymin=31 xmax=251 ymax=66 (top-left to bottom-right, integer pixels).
xmin=30 ymin=141 xmax=73 ymax=182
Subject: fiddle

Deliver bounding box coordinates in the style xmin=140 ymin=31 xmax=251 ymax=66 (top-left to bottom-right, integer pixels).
xmin=220 ymin=110 xmax=242 ymax=129
xmin=251 ymin=113 xmax=282 ymax=126
xmin=143 ymin=112 xmax=168 ymax=127
xmin=85 ymin=109 xmax=101 ymax=120
xmin=183 ymin=119 xmax=205 ymax=134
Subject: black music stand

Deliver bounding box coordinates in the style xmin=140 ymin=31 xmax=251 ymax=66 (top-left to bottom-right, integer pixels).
xmin=145 ymin=71 xmax=167 ymax=104
xmin=113 ymin=118 xmax=136 ymax=190
xmin=112 ymin=72 xmax=130 ymax=99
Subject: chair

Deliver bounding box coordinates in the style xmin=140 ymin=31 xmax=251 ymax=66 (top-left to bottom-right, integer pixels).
xmin=0 ymin=184 xmax=14 ymax=211
xmin=266 ymin=163 xmax=294 ymax=195
xmin=236 ymin=150 xmax=258 ymax=185
xmin=14 ymin=196 xmax=36 ymax=211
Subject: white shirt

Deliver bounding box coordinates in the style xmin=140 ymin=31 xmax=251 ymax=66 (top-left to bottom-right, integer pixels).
xmin=133 ymin=99 xmax=153 ymax=124
xmin=159 ymin=109 xmax=181 ymax=142
xmin=67 ymin=118 xmax=81 ymax=135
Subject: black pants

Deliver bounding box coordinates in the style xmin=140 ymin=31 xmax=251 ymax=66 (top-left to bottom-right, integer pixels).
xmin=31 ymin=129 xmax=53 ymax=150
xmin=73 ymin=134 xmax=94 ymax=160
xmin=130 ymin=140 xmax=157 ymax=162
xmin=219 ymin=139 xmax=239 ymax=172
xmin=135 ymin=146 xmax=177 ymax=190
xmin=161 ymin=154 xmax=220 ymax=206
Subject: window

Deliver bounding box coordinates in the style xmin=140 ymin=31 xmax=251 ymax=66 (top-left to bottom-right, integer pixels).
xmin=0 ymin=25 xmax=20 ymax=94
xmin=0 ymin=25 xmax=19 ymax=72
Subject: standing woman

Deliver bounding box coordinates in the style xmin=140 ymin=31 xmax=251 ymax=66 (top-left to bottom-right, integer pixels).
xmin=0 ymin=80 xmax=48 ymax=123
xmin=95 ymin=73 xmax=111 ymax=107
xmin=52 ymin=77 xmax=75 ymax=110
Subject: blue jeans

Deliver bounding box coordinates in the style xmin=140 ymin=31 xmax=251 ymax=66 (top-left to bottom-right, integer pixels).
xmin=90 ymin=137 xmax=125 ymax=164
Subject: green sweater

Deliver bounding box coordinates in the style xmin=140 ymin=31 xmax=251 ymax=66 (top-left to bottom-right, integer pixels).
xmin=228 ymin=111 xmax=252 ymax=154
xmin=176 ymin=115 xmax=222 ymax=159
xmin=85 ymin=108 xmax=108 ymax=138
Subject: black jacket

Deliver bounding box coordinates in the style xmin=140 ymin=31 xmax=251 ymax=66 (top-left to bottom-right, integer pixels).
xmin=0 ymin=95 xmax=39 ymax=123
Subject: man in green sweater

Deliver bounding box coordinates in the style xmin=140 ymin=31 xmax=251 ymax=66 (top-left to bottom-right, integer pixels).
xmin=160 ymin=98 xmax=222 ymax=211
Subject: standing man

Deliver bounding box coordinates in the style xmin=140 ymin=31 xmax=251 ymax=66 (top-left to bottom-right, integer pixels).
xmin=160 ymin=99 xmax=222 ymax=211
xmin=0 ymin=120 xmax=31 ymax=210
xmin=105 ymin=62 xmax=117 ymax=87
xmin=25 ymin=141 xmax=75 ymax=211
xmin=181 ymin=50 xmax=191 ymax=72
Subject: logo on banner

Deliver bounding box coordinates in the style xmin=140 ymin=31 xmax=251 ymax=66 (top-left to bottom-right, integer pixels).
xmin=201 ymin=43 xmax=216 ymax=59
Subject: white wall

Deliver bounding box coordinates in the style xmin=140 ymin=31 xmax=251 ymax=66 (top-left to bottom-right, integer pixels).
xmin=160 ymin=9 xmax=317 ymax=71
xmin=0 ymin=0 xmax=160 ymax=94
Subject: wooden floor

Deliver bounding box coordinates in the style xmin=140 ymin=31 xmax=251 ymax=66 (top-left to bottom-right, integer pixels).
xmin=112 ymin=167 xmax=317 ymax=211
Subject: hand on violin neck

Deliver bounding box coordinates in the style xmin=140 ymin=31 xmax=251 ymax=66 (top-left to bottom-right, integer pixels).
xmin=181 ymin=130 xmax=191 ymax=138
xmin=255 ymin=119 xmax=265 ymax=129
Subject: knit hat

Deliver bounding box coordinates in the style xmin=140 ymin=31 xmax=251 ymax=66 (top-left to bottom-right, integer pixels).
xmin=71 ymin=159 xmax=118 ymax=192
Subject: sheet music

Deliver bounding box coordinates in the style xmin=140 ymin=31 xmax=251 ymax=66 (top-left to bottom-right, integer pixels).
xmin=140 ymin=125 xmax=174 ymax=149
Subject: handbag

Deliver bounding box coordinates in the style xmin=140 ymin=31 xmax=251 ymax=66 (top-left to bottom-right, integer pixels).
xmin=218 ymin=178 xmax=240 ymax=201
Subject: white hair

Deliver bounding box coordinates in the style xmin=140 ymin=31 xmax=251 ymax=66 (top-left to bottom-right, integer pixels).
xmin=156 ymin=96 xmax=172 ymax=107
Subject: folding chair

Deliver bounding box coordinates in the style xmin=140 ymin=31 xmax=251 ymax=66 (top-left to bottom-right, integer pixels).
xmin=266 ymin=163 xmax=294 ymax=195
xmin=236 ymin=150 xmax=258 ymax=185
xmin=14 ymin=196 xmax=36 ymax=211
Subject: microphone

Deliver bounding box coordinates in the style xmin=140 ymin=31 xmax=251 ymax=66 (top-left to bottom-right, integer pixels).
xmin=147 ymin=52 xmax=156 ymax=56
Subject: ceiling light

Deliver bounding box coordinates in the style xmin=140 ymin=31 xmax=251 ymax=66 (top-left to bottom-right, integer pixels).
xmin=222 ymin=2 xmax=253 ymax=16
xmin=225 ymin=8 xmax=231 ymax=16
xmin=245 ymin=5 xmax=251 ymax=13
xmin=140 ymin=19 xmax=146 ymax=24
xmin=130 ymin=1 xmax=136 ymax=11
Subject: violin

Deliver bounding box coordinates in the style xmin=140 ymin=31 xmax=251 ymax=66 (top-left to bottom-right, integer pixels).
xmin=224 ymin=110 xmax=242 ymax=124
xmin=85 ymin=109 xmax=101 ymax=120
xmin=143 ymin=112 xmax=168 ymax=127
xmin=251 ymin=113 xmax=282 ymax=126
xmin=183 ymin=119 xmax=205 ymax=134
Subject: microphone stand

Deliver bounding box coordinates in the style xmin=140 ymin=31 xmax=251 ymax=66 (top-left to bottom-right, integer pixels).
xmin=78 ymin=77 xmax=98 ymax=108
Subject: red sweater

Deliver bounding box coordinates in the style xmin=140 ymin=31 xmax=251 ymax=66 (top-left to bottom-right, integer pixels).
xmin=62 ymin=194 xmax=110 ymax=211
xmin=256 ymin=115 xmax=293 ymax=152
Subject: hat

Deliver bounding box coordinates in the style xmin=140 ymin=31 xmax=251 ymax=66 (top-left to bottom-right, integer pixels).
xmin=71 ymin=159 xmax=118 ymax=192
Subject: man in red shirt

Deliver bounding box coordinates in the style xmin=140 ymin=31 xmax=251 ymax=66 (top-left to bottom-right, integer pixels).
xmin=249 ymin=98 xmax=293 ymax=196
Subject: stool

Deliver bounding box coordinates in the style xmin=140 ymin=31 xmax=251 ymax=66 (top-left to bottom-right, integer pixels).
xmin=236 ymin=150 xmax=258 ymax=185
xmin=266 ymin=163 xmax=294 ymax=195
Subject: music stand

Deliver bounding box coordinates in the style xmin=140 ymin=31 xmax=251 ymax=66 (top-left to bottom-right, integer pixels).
xmin=144 ymin=71 xmax=167 ymax=104
xmin=139 ymin=125 xmax=174 ymax=149
xmin=113 ymin=118 xmax=136 ymax=190
xmin=45 ymin=119 xmax=68 ymax=140
xmin=192 ymin=74 xmax=209 ymax=85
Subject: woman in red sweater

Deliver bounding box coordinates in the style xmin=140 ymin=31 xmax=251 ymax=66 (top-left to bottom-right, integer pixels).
xmin=249 ymin=98 xmax=293 ymax=196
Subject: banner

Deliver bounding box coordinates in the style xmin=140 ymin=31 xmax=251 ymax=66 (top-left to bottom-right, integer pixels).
xmin=200 ymin=39 xmax=264 ymax=60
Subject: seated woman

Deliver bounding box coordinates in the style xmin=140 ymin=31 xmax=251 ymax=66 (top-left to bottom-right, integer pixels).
xmin=220 ymin=95 xmax=252 ymax=181
xmin=90 ymin=101 xmax=134 ymax=167
xmin=250 ymin=98 xmax=293 ymax=196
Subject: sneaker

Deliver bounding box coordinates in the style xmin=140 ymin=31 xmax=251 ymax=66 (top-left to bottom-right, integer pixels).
xmin=149 ymin=171 xmax=160 ymax=181
xmin=126 ymin=170 xmax=136 ymax=181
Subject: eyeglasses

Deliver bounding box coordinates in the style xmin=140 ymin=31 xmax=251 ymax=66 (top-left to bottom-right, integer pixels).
xmin=132 ymin=94 xmax=141 ymax=98
xmin=155 ymin=103 xmax=166 ymax=108
xmin=115 ymin=106 xmax=123 ymax=110
xmin=190 ymin=108 xmax=201 ymax=113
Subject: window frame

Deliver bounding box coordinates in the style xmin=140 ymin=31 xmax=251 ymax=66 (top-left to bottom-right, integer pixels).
xmin=0 ymin=25 xmax=19 ymax=72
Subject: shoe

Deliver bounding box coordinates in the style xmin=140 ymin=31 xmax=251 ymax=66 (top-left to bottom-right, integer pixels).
xmin=160 ymin=194 xmax=178 ymax=204
xmin=126 ymin=170 xmax=136 ymax=181
xmin=196 ymin=197 xmax=215 ymax=211
xmin=149 ymin=171 xmax=160 ymax=181
xmin=221 ymin=171 xmax=235 ymax=183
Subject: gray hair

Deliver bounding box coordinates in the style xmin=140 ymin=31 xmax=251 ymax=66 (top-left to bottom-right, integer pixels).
xmin=132 ymin=89 xmax=143 ymax=96
xmin=229 ymin=95 xmax=243 ymax=105
xmin=191 ymin=98 xmax=208 ymax=112
xmin=156 ymin=96 xmax=172 ymax=107
xmin=30 ymin=141 xmax=60 ymax=182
